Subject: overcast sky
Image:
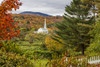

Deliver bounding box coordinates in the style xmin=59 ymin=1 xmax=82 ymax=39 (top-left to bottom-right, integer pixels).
xmin=0 ymin=0 xmax=72 ymax=16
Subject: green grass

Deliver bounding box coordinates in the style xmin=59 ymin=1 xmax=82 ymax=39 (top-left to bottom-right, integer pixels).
xmin=16 ymin=41 xmax=43 ymax=51
xmin=15 ymin=40 xmax=52 ymax=59
xmin=16 ymin=41 xmax=42 ymax=46
xmin=20 ymin=46 xmax=41 ymax=51
xmin=32 ymin=59 xmax=48 ymax=67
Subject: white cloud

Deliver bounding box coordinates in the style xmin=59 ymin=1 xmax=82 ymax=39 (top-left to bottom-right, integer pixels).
xmin=0 ymin=0 xmax=72 ymax=16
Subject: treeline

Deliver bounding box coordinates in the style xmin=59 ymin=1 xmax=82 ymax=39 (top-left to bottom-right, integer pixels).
xmin=12 ymin=14 xmax=63 ymax=31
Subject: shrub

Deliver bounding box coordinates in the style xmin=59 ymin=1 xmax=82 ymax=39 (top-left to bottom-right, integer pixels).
xmin=1 ymin=41 xmax=23 ymax=55
xmin=0 ymin=50 xmax=34 ymax=67
xmin=34 ymin=50 xmax=53 ymax=59
xmin=46 ymin=56 xmax=98 ymax=67
xmin=24 ymin=51 xmax=34 ymax=59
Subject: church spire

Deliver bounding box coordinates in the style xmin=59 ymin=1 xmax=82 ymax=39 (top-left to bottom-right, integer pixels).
xmin=44 ymin=18 xmax=47 ymax=29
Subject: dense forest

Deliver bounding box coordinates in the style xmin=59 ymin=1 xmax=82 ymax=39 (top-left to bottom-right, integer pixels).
xmin=12 ymin=14 xmax=63 ymax=31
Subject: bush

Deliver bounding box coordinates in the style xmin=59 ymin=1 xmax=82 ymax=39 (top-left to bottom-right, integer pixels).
xmin=0 ymin=50 xmax=34 ymax=67
xmin=34 ymin=50 xmax=53 ymax=59
xmin=24 ymin=51 xmax=34 ymax=59
xmin=1 ymin=41 xmax=23 ymax=55
xmin=46 ymin=56 xmax=98 ymax=67
xmin=72 ymin=52 xmax=82 ymax=56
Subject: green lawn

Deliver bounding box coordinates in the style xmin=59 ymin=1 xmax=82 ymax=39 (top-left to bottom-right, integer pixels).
xmin=32 ymin=59 xmax=49 ymax=67
xmin=16 ymin=41 xmax=43 ymax=51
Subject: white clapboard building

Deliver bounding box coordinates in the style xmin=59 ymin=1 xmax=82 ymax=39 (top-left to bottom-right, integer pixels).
xmin=34 ymin=19 xmax=48 ymax=34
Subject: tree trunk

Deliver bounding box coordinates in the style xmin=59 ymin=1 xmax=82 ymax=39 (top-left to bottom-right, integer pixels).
xmin=82 ymin=44 xmax=84 ymax=55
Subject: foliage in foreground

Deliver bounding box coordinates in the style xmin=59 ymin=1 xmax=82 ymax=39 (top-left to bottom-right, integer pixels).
xmin=0 ymin=50 xmax=34 ymax=67
xmin=45 ymin=36 xmax=64 ymax=54
xmin=86 ymin=14 xmax=100 ymax=56
xmin=0 ymin=0 xmax=21 ymax=41
xmin=46 ymin=56 xmax=99 ymax=67
xmin=1 ymin=41 xmax=23 ymax=55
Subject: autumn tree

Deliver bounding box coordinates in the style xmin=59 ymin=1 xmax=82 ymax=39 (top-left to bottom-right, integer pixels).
xmin=86 ymin=15 xmax=100 ymax=54
xmin=45 ymin=36 xmax=64 ymax=55
xmin=86 ymin=1 xmax=100 ymax=54
xmin=81 ymin=0 xmax=100 ymax=9
xmin=81 ymin=0 xmax=100 ymax=22
xmin=0 ymin=0 xmax=22 ymax=42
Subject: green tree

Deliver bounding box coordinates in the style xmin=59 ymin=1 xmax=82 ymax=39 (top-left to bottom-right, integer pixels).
xmin=86 ymin=14 xmax=100 ymax=54
xmin=45 ymin=36 xmax=64 ymax=55
xmin=52 ymin=0 xmax=94 ymax=55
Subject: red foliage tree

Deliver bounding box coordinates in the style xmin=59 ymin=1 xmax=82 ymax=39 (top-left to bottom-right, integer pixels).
xmin=0 ymin=0 xmax=22 ymax=41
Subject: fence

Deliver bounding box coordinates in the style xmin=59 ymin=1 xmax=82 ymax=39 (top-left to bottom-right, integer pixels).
xmin=65 ymin=56 xmax=100 ymax=64
xmin=88 ymin=56 xmax=100 ymax=64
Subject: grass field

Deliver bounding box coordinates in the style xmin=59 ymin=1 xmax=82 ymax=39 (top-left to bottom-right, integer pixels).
xmin=32 ymin=59 xmax=48 ymax=67
xmin=17 ymin=41 xmax=43 ymax=51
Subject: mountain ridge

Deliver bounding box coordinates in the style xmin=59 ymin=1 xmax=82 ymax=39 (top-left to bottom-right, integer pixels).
xmin=20 ymin=11 xmax=52 ymax=17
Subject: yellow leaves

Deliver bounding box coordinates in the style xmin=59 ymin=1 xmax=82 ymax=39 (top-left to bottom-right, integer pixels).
xmin=45 ymin=36 xmax=63 ymax=51
xmin=80 ymin=5 xmax=88 ymax=9
xmin=81 ymin=0 xmax=89 ymax=3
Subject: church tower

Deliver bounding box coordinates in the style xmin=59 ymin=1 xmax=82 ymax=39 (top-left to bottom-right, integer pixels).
xmin=34 ymin=18 xmax=48 ymax=34
xmin=44 ymin=18 xmax=47 ymax=29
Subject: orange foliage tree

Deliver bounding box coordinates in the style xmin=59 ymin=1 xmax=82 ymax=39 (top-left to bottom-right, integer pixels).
xmin=0 ymin=0 xmax=22 ymax=41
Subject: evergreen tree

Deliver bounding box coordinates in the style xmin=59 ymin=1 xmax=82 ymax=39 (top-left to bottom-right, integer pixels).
xmin=52 ymin=0 xmax=94 ymax=55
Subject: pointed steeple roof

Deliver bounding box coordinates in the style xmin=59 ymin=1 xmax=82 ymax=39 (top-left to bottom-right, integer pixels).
xmin=44 ymin=18 xmax=47 ymax=29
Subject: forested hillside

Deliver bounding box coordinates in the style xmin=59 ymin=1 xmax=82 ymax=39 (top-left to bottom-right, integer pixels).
xmin=12 ymin=14 xmax=63 ymax=32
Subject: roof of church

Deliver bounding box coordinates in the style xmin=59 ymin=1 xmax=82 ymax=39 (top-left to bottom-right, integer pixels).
xmin=34 ymin=18 xmax=48 ymax=34
xmin=38 ymin=28 xmax=48 ymax=30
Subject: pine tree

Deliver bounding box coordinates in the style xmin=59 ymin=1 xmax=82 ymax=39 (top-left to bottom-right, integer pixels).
xmin=52 ymin=0 xmax=94 ymax=55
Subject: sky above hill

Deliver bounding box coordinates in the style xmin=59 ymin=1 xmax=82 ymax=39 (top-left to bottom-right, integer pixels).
xmin=0 ymin=0 xmax=72 ymax=16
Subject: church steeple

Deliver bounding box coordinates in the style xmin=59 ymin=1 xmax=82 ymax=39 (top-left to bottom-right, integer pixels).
xmin=34 ymin=18 xmax=48 ymax=34
xmin=44 ymin=18 xmax=47 ymax=29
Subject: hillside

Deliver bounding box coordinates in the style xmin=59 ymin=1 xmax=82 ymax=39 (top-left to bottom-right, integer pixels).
xmin=12 ymin=14 xmax=63 ymax=32
xmin=20 ymin=11 xmax=52 ymax=16
xmin=11 ymin=14 xmax=63 ymax=61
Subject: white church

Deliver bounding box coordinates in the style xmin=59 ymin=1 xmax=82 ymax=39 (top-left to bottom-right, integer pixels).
xmin=34 ymin=19 xmax=48 ymax=34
